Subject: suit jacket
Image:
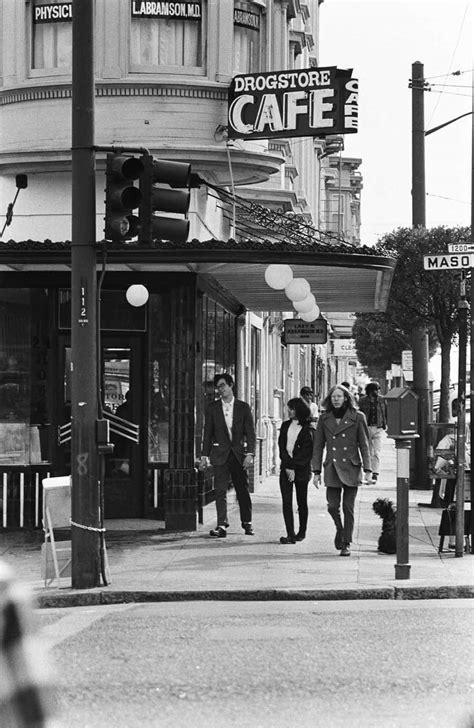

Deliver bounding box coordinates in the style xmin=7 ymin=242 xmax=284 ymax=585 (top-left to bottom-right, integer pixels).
xmin=202 ymin=398 xmax=256 ymax=467
xmin=312 ymin=409 xmax=371 ymax=487
xmin=278 ymin=420 xmax=314 ymax=476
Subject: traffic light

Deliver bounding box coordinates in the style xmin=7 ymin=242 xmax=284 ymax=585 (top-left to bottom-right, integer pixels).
xmin=139 ymin=154 xmax=191 ymax=244
xmin=104 ymin=154 xmax=144 ymax=241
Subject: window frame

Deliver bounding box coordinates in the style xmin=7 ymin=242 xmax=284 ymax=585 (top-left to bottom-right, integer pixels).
xmin=27 ymin=0 xmax=74 ymax=78
xmin=128 ymin=0 xmax=208 ymax=77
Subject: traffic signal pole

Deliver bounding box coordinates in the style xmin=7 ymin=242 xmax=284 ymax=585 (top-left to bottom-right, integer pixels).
xmin=71 ymin=0 xmax=101 ymax=588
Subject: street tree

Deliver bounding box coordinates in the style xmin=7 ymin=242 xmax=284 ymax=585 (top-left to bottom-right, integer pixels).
xmin=354 ymin=225 xmax=470 ymax=421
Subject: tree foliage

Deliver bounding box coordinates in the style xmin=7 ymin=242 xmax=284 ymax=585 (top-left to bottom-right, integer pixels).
xmin=354 ymin=226 xmax=470 ymax=420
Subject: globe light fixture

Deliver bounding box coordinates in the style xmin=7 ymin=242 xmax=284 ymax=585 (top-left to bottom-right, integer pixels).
xmin=300 ymin=304 xmax=320 ymax=322
xmin=126 ymin=284 xmax=149 ymax=307
xmin=293 ymin=293 xmax=316 ymax=313
xmin=264 ymin=264 xmax=293 ymax=290
xmin=285 ymin=277 xmax=311 ymax=302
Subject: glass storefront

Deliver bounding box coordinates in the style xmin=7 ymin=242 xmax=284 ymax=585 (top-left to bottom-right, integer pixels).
xmin=0 ymin=288 xmax=51 ymax=466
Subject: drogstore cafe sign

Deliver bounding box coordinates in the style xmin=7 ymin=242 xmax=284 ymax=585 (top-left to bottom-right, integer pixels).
xmin=33 ymin=2 xmax=202 ymax=22
xmin=228 ymin=67 xmax=358 ymax=141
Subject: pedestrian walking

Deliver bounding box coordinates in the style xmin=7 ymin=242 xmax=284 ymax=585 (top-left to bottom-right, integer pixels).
xmin=312 ymin=384 xmax=371 ymax=556
xmin=358 ymin=382 xmax=387 ymax=483
xmin=0 ymin=560 xmax=55 ymax=726
xmin=300 ymin=386 xmax=319 ymax=428
xmin=200 ymin=373 xmax=256 ymax=538
xmin=278 ymin=398 xmax=318 ymax=544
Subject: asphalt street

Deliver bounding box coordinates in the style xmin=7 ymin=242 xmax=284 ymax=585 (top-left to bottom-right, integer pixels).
xmin=39 ymin=599 xmax=474 ymax=728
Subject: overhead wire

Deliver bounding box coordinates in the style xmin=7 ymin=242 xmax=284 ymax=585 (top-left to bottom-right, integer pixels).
xmin=426 ymin=0 xmax=471 ymax=127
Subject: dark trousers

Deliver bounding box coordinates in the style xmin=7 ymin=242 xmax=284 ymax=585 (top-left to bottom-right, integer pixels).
xmin=326 ymin=485 xmax=358 ymax=544
xmin=213 ymin=452 xmax=252 ymax=526
xmin=279 ymin=469 xmax=309 ymax=538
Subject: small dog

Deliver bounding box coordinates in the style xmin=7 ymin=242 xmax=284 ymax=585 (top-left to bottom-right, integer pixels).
xmin=372 ymin=498 xmax=397 ymax=554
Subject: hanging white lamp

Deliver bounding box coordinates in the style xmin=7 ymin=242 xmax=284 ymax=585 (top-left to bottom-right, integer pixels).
xmin=126 ymin=284 xmax=149 ymax=307
xmin=264 ymin=264 xmax=293 ymax=290
xmin=285 ymin=278 xmax=311 ymax=302
xmin=293 ymin=293 xmax=316 ymax=313
xmin=299 ymin=304 xmax=320 ymax=322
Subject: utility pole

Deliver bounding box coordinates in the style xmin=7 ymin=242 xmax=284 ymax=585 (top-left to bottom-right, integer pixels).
xmin=470 ymin=90 xmax=474 ymax=554
xmin=411 ymin=61 xmax=431 ymax=489
xmin=455 ymin=274 xmax=468 ymax=556
xmin=71 ymin=0 xmax=101 ymax=587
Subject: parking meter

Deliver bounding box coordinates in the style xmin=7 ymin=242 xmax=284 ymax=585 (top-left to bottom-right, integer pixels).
xmin=385 ymin=387 xmax=419 ymax=580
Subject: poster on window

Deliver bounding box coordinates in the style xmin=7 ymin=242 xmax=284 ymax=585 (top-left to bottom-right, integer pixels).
xmin=228 ymin=67 xmax=358 ymax=141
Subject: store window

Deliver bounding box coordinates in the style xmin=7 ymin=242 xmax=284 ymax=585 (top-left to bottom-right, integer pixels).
xmin=233 ymin=1 xmax=264 ymax=75
xmin=148 ymin=293 xmax=171 ymax=464
xmin=200 ymin=296 xmax=236 ymax=405
xmin=0 ymin=289 xmax=51 ymax=465
xmin=130 ymin=1 xmax=206 ymax=73
xmin=250 ymin=324 xmax=260 ymax=422
xmin=30 ymin=0 xmax=73 ymax=72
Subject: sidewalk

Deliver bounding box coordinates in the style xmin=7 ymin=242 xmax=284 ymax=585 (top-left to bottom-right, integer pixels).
xmin=1 ymin=436 xmax=472 ymax=608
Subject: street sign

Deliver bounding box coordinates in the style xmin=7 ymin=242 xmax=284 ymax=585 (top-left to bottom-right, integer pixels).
xmin=283 ymin=318 xmax=327 ymax=344
xmin=423 ymin=253 xmax=474 ymax=271
xmin=333 ymin=338 xmax=357 ymax=357
xmin=448 ymin=243 xmax=474 ymax=253
xmin=401 ymin=350 xmax=413 ymax=371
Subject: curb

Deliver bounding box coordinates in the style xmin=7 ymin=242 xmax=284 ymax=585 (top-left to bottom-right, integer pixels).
xmin=35 ymin=584 xmax=474 ymax=609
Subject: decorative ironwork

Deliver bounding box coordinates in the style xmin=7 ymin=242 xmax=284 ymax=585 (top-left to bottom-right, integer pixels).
xmin=104 ymin=411 xmax=140 ymax=444
xmin=58 ymin=413 xmax=139 ymax=447
xmin=58 ymin=421 xmax=71 ymax=446
xmin=204 ymin=180 xmax=353 ymax=250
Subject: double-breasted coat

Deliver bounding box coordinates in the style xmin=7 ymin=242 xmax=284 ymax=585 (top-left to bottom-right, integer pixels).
xmin=312 ymin=409 xmax=371 ymax=487
xmin=201 ymin=399 xmax=256 ymax=466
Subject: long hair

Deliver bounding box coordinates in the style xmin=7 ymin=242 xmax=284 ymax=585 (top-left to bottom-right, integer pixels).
xmin=321 ymin=384 xmax=357 ymax=413
xmin=287 ymin=397 xmax=311 ymax=425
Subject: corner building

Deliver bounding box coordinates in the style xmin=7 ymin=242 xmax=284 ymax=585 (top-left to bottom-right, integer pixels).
xmin=0 ymin=0 xmax=395 ymax=530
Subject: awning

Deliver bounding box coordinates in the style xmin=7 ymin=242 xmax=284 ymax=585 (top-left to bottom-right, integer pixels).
xmin=0 ymin=239 xmax=396 ymax=318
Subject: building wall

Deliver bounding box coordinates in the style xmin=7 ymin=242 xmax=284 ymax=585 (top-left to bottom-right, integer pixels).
xmin=0 ymin=0 xmax=364 ymax=525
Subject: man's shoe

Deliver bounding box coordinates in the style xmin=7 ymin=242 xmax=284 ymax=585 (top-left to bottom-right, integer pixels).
xmin=334 ymin=528 xmax=343 ymax=550
xmin=243 ymin=523 xmax=254 ymax=535
xmin=295 ymin=532 xmax=306 ymax=541
xmin=280 ymin=536 xmax=296 ymax=544
xmin=209 ymin=526 xmax=227 ymax=538
xmin=340 ymin=543 xmax=351 ymax=556
xmin=371 ymin=473 xmax=378 ymax=484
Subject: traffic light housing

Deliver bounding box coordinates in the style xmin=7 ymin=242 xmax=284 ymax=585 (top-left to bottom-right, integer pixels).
xmin=104 ymin=154 xmax=144 ymax=241
xmin=139 ymin=154 xmax=190 ymax=244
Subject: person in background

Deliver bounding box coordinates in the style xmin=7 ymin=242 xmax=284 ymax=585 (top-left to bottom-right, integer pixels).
xmin=0 ymin=560 xmax=55 ymax=726
xmin=312 ymin=384 xmax=371 ymax=556
xmin=278 ymin=398 xmax=317 ymax=544
xmin=200 ymin=373 xmax=256 ymax=538
xmin=300 ymin=386 xmax=319 ymax=428
xmin=358 ymin=381 xmax=387 ymax=484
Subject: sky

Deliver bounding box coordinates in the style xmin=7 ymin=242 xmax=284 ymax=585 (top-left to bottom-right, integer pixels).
xmin=319 ymin=0 xmax=473 ymax=246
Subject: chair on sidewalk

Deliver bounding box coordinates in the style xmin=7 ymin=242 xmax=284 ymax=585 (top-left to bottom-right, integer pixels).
xmin=437 ymin=470 xmax=471 ymax=553
xmin=41 ymin=476 xmax=72 ymax=586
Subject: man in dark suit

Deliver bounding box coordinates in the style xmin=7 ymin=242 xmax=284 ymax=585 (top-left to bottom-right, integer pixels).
xmin=200 ymin=373 xmax=256 ymax=538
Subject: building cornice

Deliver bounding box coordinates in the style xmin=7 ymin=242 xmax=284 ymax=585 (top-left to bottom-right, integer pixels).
xmin=0 ymin=81 xmax=228 ymax=106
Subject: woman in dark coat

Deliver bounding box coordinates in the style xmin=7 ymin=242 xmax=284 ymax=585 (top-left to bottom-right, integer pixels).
xmin=312 ymin=384 xmax=371 ymax=556
xmin=278 ymin=397 xmax=317 ymax=544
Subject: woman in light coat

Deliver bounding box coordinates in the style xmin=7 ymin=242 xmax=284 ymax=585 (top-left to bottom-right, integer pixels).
xmin=312 ymin=385 xmax=371 ymax=556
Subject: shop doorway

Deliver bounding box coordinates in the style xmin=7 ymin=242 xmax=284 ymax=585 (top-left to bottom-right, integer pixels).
xmin=59 ymin=335 xmax=145 ymax=519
